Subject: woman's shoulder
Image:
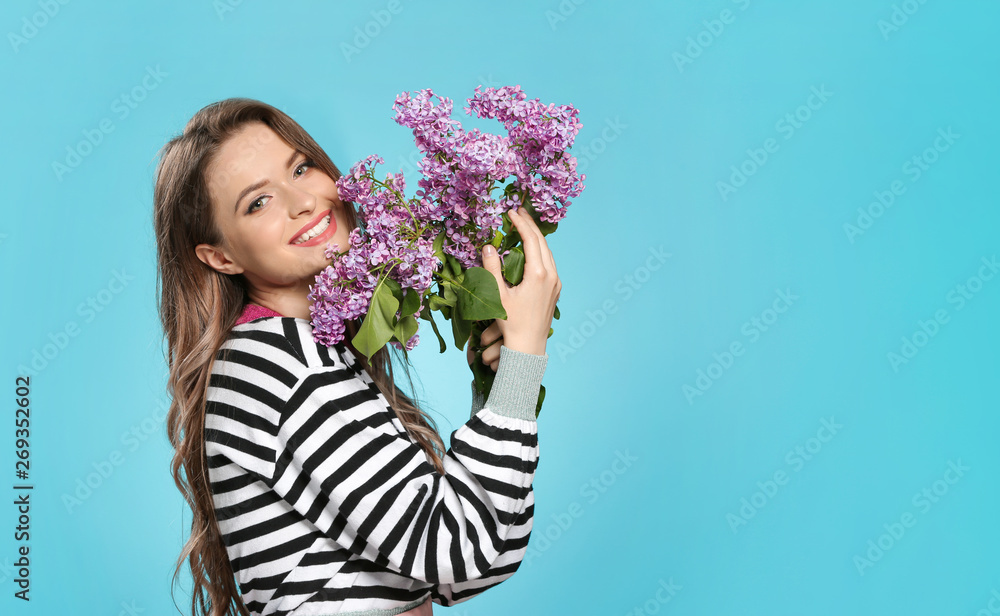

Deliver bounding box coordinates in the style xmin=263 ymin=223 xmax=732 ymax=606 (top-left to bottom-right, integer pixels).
xmin=220 ymin=315 xmax=361 ymax=376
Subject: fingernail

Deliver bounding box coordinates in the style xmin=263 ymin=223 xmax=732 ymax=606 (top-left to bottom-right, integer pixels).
xmin=483 ymin=245 xmax=494 ymax=255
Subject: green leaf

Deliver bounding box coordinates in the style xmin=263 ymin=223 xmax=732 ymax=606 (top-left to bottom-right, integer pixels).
xmin=419 ymin=303 xmax=448 ymax=353
xmin=554 ymin=303 xmax=560 ymax=320
xmin=383 ymin=276 xmax=404 ymax=308
xmin=502 ymin=246 xmax=525 ymax=286
xmin=400 ymin=287 xmax=421 ymax=317
xmin=445 ymin=254 xmax=463 ymax=279
xmin=499 ymin=224 xmax=521 ymax=254
xmin=522 ymin=198 xmax=557 ymax=236
xmin=535 ymin=384 xmax=545 ymax=418
xmin=451 ymin=267 xmax=507 ymax=321
xmin=433 ymin=229 xmax=447 ymax=264
xmin=441 ymin=280 xmax=458 ymax=304
xmin=451 ymin=307 xmax=473 ymax=351
xmin=393 ymin=314 xmax=419 ymax=346
xmin=352 ymin=281 xmax=399 ymax=361
xmin=427 ymin=293 xmax=454 ymax=310
xmin=470 ymin=350 xmax=496 ymax=396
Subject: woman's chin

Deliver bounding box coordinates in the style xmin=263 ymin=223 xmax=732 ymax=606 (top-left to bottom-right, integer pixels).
xmin=306 ymin=260 xmax=331 ymax=279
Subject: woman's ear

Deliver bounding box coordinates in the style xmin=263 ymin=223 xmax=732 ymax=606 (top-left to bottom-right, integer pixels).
xmin=194 ymin=243 xmax=244 ymax=275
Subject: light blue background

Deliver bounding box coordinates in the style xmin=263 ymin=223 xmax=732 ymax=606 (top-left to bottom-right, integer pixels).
xmin=2 ymin=0 xmax=998 ymax=614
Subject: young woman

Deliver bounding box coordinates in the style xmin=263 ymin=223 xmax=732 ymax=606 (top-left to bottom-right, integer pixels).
xmin=153 ymin=98 xmax=560 ymax=616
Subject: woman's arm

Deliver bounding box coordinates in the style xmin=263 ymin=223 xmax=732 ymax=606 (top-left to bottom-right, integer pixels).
xmin=268 ymin=340 xmax=547 ymax=586
xmin=428 ymin=483 xmax=534 ymax=606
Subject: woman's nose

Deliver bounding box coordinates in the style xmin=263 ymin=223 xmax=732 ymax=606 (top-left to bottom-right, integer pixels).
xmin=288 ymin=187 xmax=318 ymax=217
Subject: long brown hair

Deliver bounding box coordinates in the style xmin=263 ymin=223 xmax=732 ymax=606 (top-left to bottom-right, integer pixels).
xmin=152 ymin=98 xmax=447 ymax=616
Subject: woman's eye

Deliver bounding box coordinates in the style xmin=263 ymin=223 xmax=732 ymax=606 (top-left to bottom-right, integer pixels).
xmin=295 ymin=159 xmax=314 ymax=177
xmin=246 ymin=195 xmax=270 ymax=213
xmin=244 ymin=160 xmax=312 ymax=214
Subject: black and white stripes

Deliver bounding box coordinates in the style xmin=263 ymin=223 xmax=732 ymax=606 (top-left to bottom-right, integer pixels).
xmin=204 ymin=316 xmax=547 ymax=616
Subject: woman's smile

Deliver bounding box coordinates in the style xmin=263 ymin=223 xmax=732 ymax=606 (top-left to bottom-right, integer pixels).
xmin=291 ymin=208 xmax=337 ymax=246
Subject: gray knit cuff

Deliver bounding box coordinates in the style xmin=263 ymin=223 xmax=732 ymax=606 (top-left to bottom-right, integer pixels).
xmin=482 ymin=345 xmax=548 ymax=421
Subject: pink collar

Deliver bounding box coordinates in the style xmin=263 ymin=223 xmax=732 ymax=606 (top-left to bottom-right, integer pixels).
xmin=235 ymin=302 xmax=285 ymax=325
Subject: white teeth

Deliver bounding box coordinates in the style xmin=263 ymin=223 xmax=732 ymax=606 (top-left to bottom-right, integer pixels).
xmin=294 ymin=213 xmax=331 ymax=244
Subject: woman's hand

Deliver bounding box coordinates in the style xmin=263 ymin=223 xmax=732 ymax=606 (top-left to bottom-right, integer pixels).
xmin=479 ymin=207 xmax=561 ymax=356
xmin=467 ymin=320 xmax=504 ymax=372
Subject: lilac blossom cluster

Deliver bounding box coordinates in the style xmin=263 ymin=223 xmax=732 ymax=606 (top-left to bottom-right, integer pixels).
xmin=464 ymin=85 xmax=585 ymax=225
xmin=307 ymin=156 xmax=435 ymax=350
xmin=307 ymin=86 xmax=585 ymax=351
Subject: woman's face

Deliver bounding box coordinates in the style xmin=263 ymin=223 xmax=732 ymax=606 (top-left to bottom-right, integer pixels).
xmin=196 ymin=122 xmax=351 ymax=291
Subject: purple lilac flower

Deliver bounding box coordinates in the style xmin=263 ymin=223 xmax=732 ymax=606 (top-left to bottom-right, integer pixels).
xmin=465 ymin=85 xmax=586 ymax=223
xmin=309 ymin=85 xmax=585 ymax=349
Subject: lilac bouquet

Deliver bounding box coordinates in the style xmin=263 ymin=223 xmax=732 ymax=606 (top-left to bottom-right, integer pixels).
xmin=307 ymin=85 xmax=585 ymax=416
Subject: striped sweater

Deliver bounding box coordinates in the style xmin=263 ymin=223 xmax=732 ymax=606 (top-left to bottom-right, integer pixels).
xmin=204 ymin=310 xmax=547 ymax=615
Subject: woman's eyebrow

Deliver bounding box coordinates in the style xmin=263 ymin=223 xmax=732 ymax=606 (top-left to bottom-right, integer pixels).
xmin=233 ymin=149 xmax=304 ymax=213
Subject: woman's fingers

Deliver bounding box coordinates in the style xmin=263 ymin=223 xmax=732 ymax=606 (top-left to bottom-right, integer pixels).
xmin=480 ymin=321 xmax=502 ymax=347
xmin=479 ymin=321 xmax=503 ymax=371
xmin=511 ymin=207 xmax=557 ymax=278
xmin=520 ymin=208 xmax=557 ymax=276
xmin=481 ymin=343 xmax=501 ymax=371
xmin=509 ymin=208 xmax=547 ymax=278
